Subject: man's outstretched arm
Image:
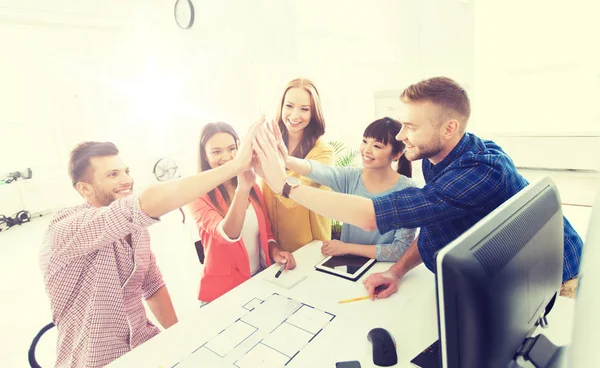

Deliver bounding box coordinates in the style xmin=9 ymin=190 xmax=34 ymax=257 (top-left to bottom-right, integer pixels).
xmin=140 ymin=119 xmax=263 ymax=219
xmin=285 ymin=185 xmax=377 ymax=231
xmin=253 ymin=124 xmax=378 ymax=231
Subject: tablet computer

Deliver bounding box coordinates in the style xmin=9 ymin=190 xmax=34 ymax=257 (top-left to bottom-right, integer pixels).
xmin=314 ymin=254 xmax=377 ymax=281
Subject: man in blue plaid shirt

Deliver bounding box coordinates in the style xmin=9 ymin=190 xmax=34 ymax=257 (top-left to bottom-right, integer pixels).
xmin=253 ymin=76 xmax=583 ymax=300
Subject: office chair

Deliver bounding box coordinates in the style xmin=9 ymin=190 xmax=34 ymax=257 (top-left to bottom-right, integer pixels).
xmin=28 ymin=322 xmax=55 ymax=368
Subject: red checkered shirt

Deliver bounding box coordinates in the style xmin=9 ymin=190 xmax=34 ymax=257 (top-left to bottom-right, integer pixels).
xmin=39 ymin=194 xmax=165 ymax=367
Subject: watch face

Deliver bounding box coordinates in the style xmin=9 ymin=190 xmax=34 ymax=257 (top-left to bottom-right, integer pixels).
xmin=174 ymin=0 xmax=195 ymax=29
xmin=286 ymin=176 xmax=301 ymax=186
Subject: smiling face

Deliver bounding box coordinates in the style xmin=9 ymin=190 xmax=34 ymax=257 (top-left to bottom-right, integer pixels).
xmin=396 ymin=100 xmax=446 ymax=163
xmin=204 ymin=132 xmax=238 ymax=169
xmin=360 ymin=137 xmax=400 ymax=170
xmin=77 ymin=155 xmax=134 ymax=207
xmin=281 ymin=87 xmax=312 ymax=135
xmin=396 ymin=77 xmax=471 ymax=164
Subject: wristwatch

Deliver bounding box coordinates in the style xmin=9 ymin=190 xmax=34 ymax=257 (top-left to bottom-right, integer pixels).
xmin=282 ymin=176 xmax=301 ymax=198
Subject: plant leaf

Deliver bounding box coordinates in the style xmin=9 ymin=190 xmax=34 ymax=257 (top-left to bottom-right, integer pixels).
xmin=328 ymin=140 xmax=358 ymax=168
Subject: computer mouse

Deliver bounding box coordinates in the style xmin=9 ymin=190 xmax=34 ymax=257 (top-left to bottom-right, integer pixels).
xmin=367 ymin=327 xmax=398 ymax=367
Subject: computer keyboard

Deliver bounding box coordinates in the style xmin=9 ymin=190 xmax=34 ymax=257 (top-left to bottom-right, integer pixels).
xmin=410 ymin=339 xmax=441 ymax=368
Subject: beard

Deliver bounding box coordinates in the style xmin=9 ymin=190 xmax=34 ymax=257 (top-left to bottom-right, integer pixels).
xmin=94 ymin=188 xmax=118 ymax=206
xmin=405 ymin=140 xmax=444 ymax=162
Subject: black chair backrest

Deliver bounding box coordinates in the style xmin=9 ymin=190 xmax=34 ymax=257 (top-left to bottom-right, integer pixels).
xmin=194 ymin=240 xmax=205 ymax=264
xmin=29 ymin=322 xmax=55 ymax=368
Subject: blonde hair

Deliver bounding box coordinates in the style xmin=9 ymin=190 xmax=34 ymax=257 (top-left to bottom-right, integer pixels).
xmin=401 ymin=77 xmax=471 ymax=132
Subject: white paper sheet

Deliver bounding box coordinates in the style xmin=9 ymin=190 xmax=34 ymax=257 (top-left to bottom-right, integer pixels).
xmin=234 ymin=343 xmax=290 ymax=368
xmin=242 ymin=298 xmax=263 ymax=311
xmin=261 ymin=266 xmax=308 ymax=290
xmin=178 ymin=294 xmax=335 ymax=368
xmin=241 ymin=294 xmax=302 ymax=331
xmin=204 ymin=320 xmax=257 ymax=357
xmin=177 ymin=347 xmax=228 ymax=368
xmin=261 ymin=322 xmax=314 ymax=357
xmin=285 ymin=305 xmax=335 ymax=334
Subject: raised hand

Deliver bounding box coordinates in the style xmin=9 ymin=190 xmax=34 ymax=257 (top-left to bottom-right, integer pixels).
xmin=252 ymin=124 xmax=286 ymax=193
xmin=252 ymin=153 xmax=266 ymax=180
xmin=233 ymin=117 xmax=264 ymax=172
xmin=268 ymin=118 xmax=289 ymax=165
xmin=237 ymin=169 xmax=256 ymax=193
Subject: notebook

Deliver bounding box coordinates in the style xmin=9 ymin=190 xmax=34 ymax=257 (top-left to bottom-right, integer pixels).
xmin=262 ymin=265 xmax=308 ymax=289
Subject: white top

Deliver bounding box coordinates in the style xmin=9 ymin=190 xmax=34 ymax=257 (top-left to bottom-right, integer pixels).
xmin=217 ymin=206 xmax=261 ymax=276
xmin=240 ymin=206 xmax=261 ymax=275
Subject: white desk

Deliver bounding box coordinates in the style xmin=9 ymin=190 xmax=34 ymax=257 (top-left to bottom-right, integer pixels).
xmin=107 ymin=240 xmax=575 ymax=368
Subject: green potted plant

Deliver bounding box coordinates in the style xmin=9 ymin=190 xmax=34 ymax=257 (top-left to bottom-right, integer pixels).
xmin=328 ymin=140 xmax=359 ymax=240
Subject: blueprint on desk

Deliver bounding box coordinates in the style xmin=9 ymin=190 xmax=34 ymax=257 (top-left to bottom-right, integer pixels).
xmin=175 ymin=293 xmax=336 ymax=368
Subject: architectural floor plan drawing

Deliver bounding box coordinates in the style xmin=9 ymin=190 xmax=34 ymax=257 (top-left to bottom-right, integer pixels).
xmin=175 ymin=293 xmax=336 ymax=368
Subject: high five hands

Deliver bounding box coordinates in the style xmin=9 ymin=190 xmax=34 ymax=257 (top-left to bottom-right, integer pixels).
xmin=250 ymin=118 xmax=288 ymax=193
xmin=236 ymin=116 xmax=283 ymax=182
xmin=243 ymin=117 xmax=400 ymax=301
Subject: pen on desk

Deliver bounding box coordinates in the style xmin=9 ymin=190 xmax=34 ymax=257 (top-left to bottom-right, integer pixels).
xmin=338 ymin=295 xmax=371 ymax=304
xmin=274 ymin=263 xmax=286 ymax=278
xmin=339 ymin=285 xmax=385 ymax=303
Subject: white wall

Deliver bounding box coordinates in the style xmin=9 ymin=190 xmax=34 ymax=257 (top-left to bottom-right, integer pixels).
xmin=0 ymin=0 xmax=264 ymax=214
xmin=5 ymin=0 xmax=596 ymax=217
xmin=0 ymin=2 xmax=134 ymax=215
xmin=1 ymin=0 xmax=444 ymax=215
xmin=417 ymin=0 xmax=474 ymax=90
xmin=472 ymin=0 xmax=600 ymax=171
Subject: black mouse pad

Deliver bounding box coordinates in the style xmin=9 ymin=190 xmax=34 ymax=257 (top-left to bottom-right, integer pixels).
xmin=410 ymin=339 xmax=441 ymax=368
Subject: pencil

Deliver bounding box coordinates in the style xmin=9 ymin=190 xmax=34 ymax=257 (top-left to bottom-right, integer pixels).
xmin=338 ymin=295 xmax=371 ymax=304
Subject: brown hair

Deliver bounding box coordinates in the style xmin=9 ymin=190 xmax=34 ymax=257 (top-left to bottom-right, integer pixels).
xmin=68 ymin=142 xmax=119 ymax=187
xmin=276 ymin=78 xmax=326 ymax=159
xmin=198 ymin=122 xmax=259 ymax=216
xmin=400 ymin=77 xmax=471 ymax=132
xmin=363 ymin=117 xmax=412 ymax=178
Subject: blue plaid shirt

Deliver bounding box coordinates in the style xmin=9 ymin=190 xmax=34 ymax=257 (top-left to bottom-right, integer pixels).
xmin=372 ymin=133 xmax=583 ymax=282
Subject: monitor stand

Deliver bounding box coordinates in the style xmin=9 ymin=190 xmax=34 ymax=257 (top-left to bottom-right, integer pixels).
xmin=511 ymin=317 xmax=568 ymax=368
xmin=414 ymin=317 xmax=567 ymax=368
